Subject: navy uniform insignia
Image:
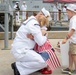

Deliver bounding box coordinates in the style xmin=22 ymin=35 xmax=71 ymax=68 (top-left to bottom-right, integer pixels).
xmin=22 ymin=23 xmax=26 ymax=25
xmin=34 ymin=24 xmax=39 ymax=26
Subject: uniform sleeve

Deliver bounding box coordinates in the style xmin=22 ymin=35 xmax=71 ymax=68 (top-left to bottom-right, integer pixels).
xmin=34 ymin=31 xmax=47 ymax=46
xmin=29 ymin=23 xmax=47 ymax=46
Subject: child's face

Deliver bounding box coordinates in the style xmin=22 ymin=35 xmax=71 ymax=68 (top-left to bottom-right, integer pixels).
xmin=66 ymin=9 xmax=74 ymax=19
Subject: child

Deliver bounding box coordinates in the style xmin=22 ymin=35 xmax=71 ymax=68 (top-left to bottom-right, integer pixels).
xmin=33 ymin=15 xmax=61 ymax=74
xmin=61 ymin=4 xmax=76 ymax=75
xmin=27 ymin=15 xmax=61 ymax=74
xmin=34 ymin=25 xmax=61 ymax=74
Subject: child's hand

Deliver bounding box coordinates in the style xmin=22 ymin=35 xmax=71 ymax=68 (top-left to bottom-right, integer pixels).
xmin=55 ymin=48 xmax=61 ymax=53
xmin=62 ymin=38 xmax=67 ymax=44
xmin=41 ymin=29 xmax=48 ymax=36
xmin=27 ymin=34 xmax=34 ymax=40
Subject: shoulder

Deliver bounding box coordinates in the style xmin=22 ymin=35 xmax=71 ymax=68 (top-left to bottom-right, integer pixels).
xmin=22 ymin=16 xmax=39 ymax=26
xmin=28 ymin=16 xmax=39 ymax=24
xmin=71 ymin=16 xmax=76 ymax=22
xmin=72 ymin=15 xmax=76 ymax=19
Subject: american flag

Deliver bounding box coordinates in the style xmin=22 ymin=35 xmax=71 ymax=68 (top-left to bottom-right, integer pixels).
xmin=34 ymin=40 xmax=61 ymax=71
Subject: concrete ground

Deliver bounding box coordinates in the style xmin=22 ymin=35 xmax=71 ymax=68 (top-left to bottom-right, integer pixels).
xmin=0 ymin=39 xmax=69 ymax=75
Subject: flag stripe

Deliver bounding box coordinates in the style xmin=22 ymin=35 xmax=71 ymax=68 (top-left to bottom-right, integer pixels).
xmin=49 ymin=50 xmax=60 ymax=67
xmin=47 ymin=50 xmax=59 ymax=70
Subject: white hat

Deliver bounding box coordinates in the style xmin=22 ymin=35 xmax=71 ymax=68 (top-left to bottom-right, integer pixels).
xmin=23 ymin=1 xmax=26 ymax=3
xmin=16 ymin=2 xmax=19 ymax=4
xmin=67 ymin=4 xmax=76 ymax=12
xmin=41 ymin=7 xmax=52 ymax=21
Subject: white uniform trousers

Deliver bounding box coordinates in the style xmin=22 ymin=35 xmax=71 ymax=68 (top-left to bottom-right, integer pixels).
xmin=63 ymin=14 xmax=68 ymax=21
xmin=16 ymin=11 xmax=20 ymax=22
xmin=22 ymin=11 xmax=26 ymax=20
xmin=13 ymin=50 xmax=47 ymax=75
xmin=54 ymin=13 xmax=59 ymax=21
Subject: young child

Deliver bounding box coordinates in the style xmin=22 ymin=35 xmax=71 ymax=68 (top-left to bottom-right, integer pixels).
xmin=27 ymin=15 xmax=61 ymax=74
xmin=61 ymin=4 xmax=76 ymax=75
xmin=34 ymin=15 xmax=61 ymax=74
xmin=34 ymin=28 xmax=61 ymax=74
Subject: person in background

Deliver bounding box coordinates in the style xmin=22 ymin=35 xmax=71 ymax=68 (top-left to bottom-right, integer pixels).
xmin=53 ymin=3 xmax=59 ymax=21
xmin=14 ymin=2 xmax=20 ymax=23
xmin=61 ymin=4 xmax=76 ymax=75
xmin=62 ymin=5 xmax=68 ymax=21
xmin=21 ymin=1 xmax=27 ymax=21
xmin=11 ymin=7 xmax=51 ymax=75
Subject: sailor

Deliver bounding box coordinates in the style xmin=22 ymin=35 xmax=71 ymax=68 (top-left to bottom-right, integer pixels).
xmin=62 ymin=5 xmax=68 ymax=21
xmin=21 ymin=1 xmax=27 ymax=21
xmin=53 ymin=4 xmax=59 ymax=21
xmin=14 ymin=2 xmax=20 ymax=22
xmin=11 ymin=7 xmax=51 ymax=75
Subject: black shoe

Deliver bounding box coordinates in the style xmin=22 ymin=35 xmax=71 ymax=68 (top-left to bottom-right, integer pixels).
xmin=71 ymin=70 xmax=76 ymax=75
xmin=61 ymin=68 xmax=73 ymax=75
xmin=11 ymin=62 xmax=20 ymax=75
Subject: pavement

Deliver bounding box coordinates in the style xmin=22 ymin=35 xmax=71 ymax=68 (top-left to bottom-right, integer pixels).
xmin=0 ymin=39 xmax=69 ymax=75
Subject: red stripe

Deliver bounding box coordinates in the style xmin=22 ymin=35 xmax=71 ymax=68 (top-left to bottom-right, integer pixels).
xmin=51 ymin=50 xmax=61 ymax=67
xmin=47 ymin=49 xmax=61 ymax=70
xmin=46 ymin=50 xmax=57 ymax=70
xmin=48 ymin=50 xmax=60 ymax=67
xmin=46 ymin=59 xmax=53 ymax=70
xmin=48 ymin=50 xmax=57 ymax=70
xmin=46 ymin=59 xmax=55 ymax=70
xmin=49 ymin=50 xmax=58 ymax=68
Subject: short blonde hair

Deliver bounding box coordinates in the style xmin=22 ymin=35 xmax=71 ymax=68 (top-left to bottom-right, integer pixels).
xmin=40 ymin=15 xmax=49 ymax=27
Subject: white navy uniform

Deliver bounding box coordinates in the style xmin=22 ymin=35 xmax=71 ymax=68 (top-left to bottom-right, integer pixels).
xmin=53 ymin=5 xmax=59 ymax=21
xmin=14 ymin=3 xmax=20 ymax=22
xmin=62 ymin=7 xmax=68 ymax=21
xmin=21 ymin=4 xmax=27 ymax=20
xmin=11 ymin=16 xmax=47 ymax=75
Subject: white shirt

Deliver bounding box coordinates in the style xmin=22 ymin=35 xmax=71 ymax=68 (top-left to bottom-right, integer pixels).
xmin=14 ymin=5 xmax=17 ymax=10
xmin=62 ymin=8 xmax=66 ymax=13
xmin=21 ymin=4 xmax=27 ymax=11
xmin=53 ymin=5 xmax=58 ymax=12
xmin=11 ymin=16 xmax=47 ymax=54
xmin=69 ymin=15 xmax=76 ymax=43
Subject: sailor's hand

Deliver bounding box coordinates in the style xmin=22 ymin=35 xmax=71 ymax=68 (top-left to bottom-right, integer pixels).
xmin=27 ymin=34 xmax=34 ymax=40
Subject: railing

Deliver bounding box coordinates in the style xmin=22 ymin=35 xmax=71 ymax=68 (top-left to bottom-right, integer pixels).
xmin=0 ymin=10 xmax=69 ymax=49
xmin=13 ymin=10 xmax=69 ymax=27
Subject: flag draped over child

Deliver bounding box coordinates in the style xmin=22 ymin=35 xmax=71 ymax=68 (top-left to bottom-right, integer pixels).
xmin=34 ymin=40 xmax=61 ymax=71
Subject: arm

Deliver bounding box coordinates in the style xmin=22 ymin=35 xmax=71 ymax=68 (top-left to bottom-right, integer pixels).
xmin=34 ymin=32 xmax=47 ymax=46
xmin=28 ymin=20 xmax=47 ymax=46
xmin=27 ymin=30 xmax=47 ymax=39
xmin=27 ymin=34 xmax=34 ymax=40
xmin=27 ymin=29 xmax=47 ymax=46
xmin=62 ymin=29 xmax=75 ymax=44
xmin=41 ymin=29 xmax=48 ymax=36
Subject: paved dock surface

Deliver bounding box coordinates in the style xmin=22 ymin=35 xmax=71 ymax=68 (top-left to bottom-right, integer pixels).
xmin=0 ymin=39 xmax=69 ymax=75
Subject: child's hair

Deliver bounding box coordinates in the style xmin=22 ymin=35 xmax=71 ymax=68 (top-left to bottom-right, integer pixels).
xmin=40 ymin=15 xmax=49 ymax=27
